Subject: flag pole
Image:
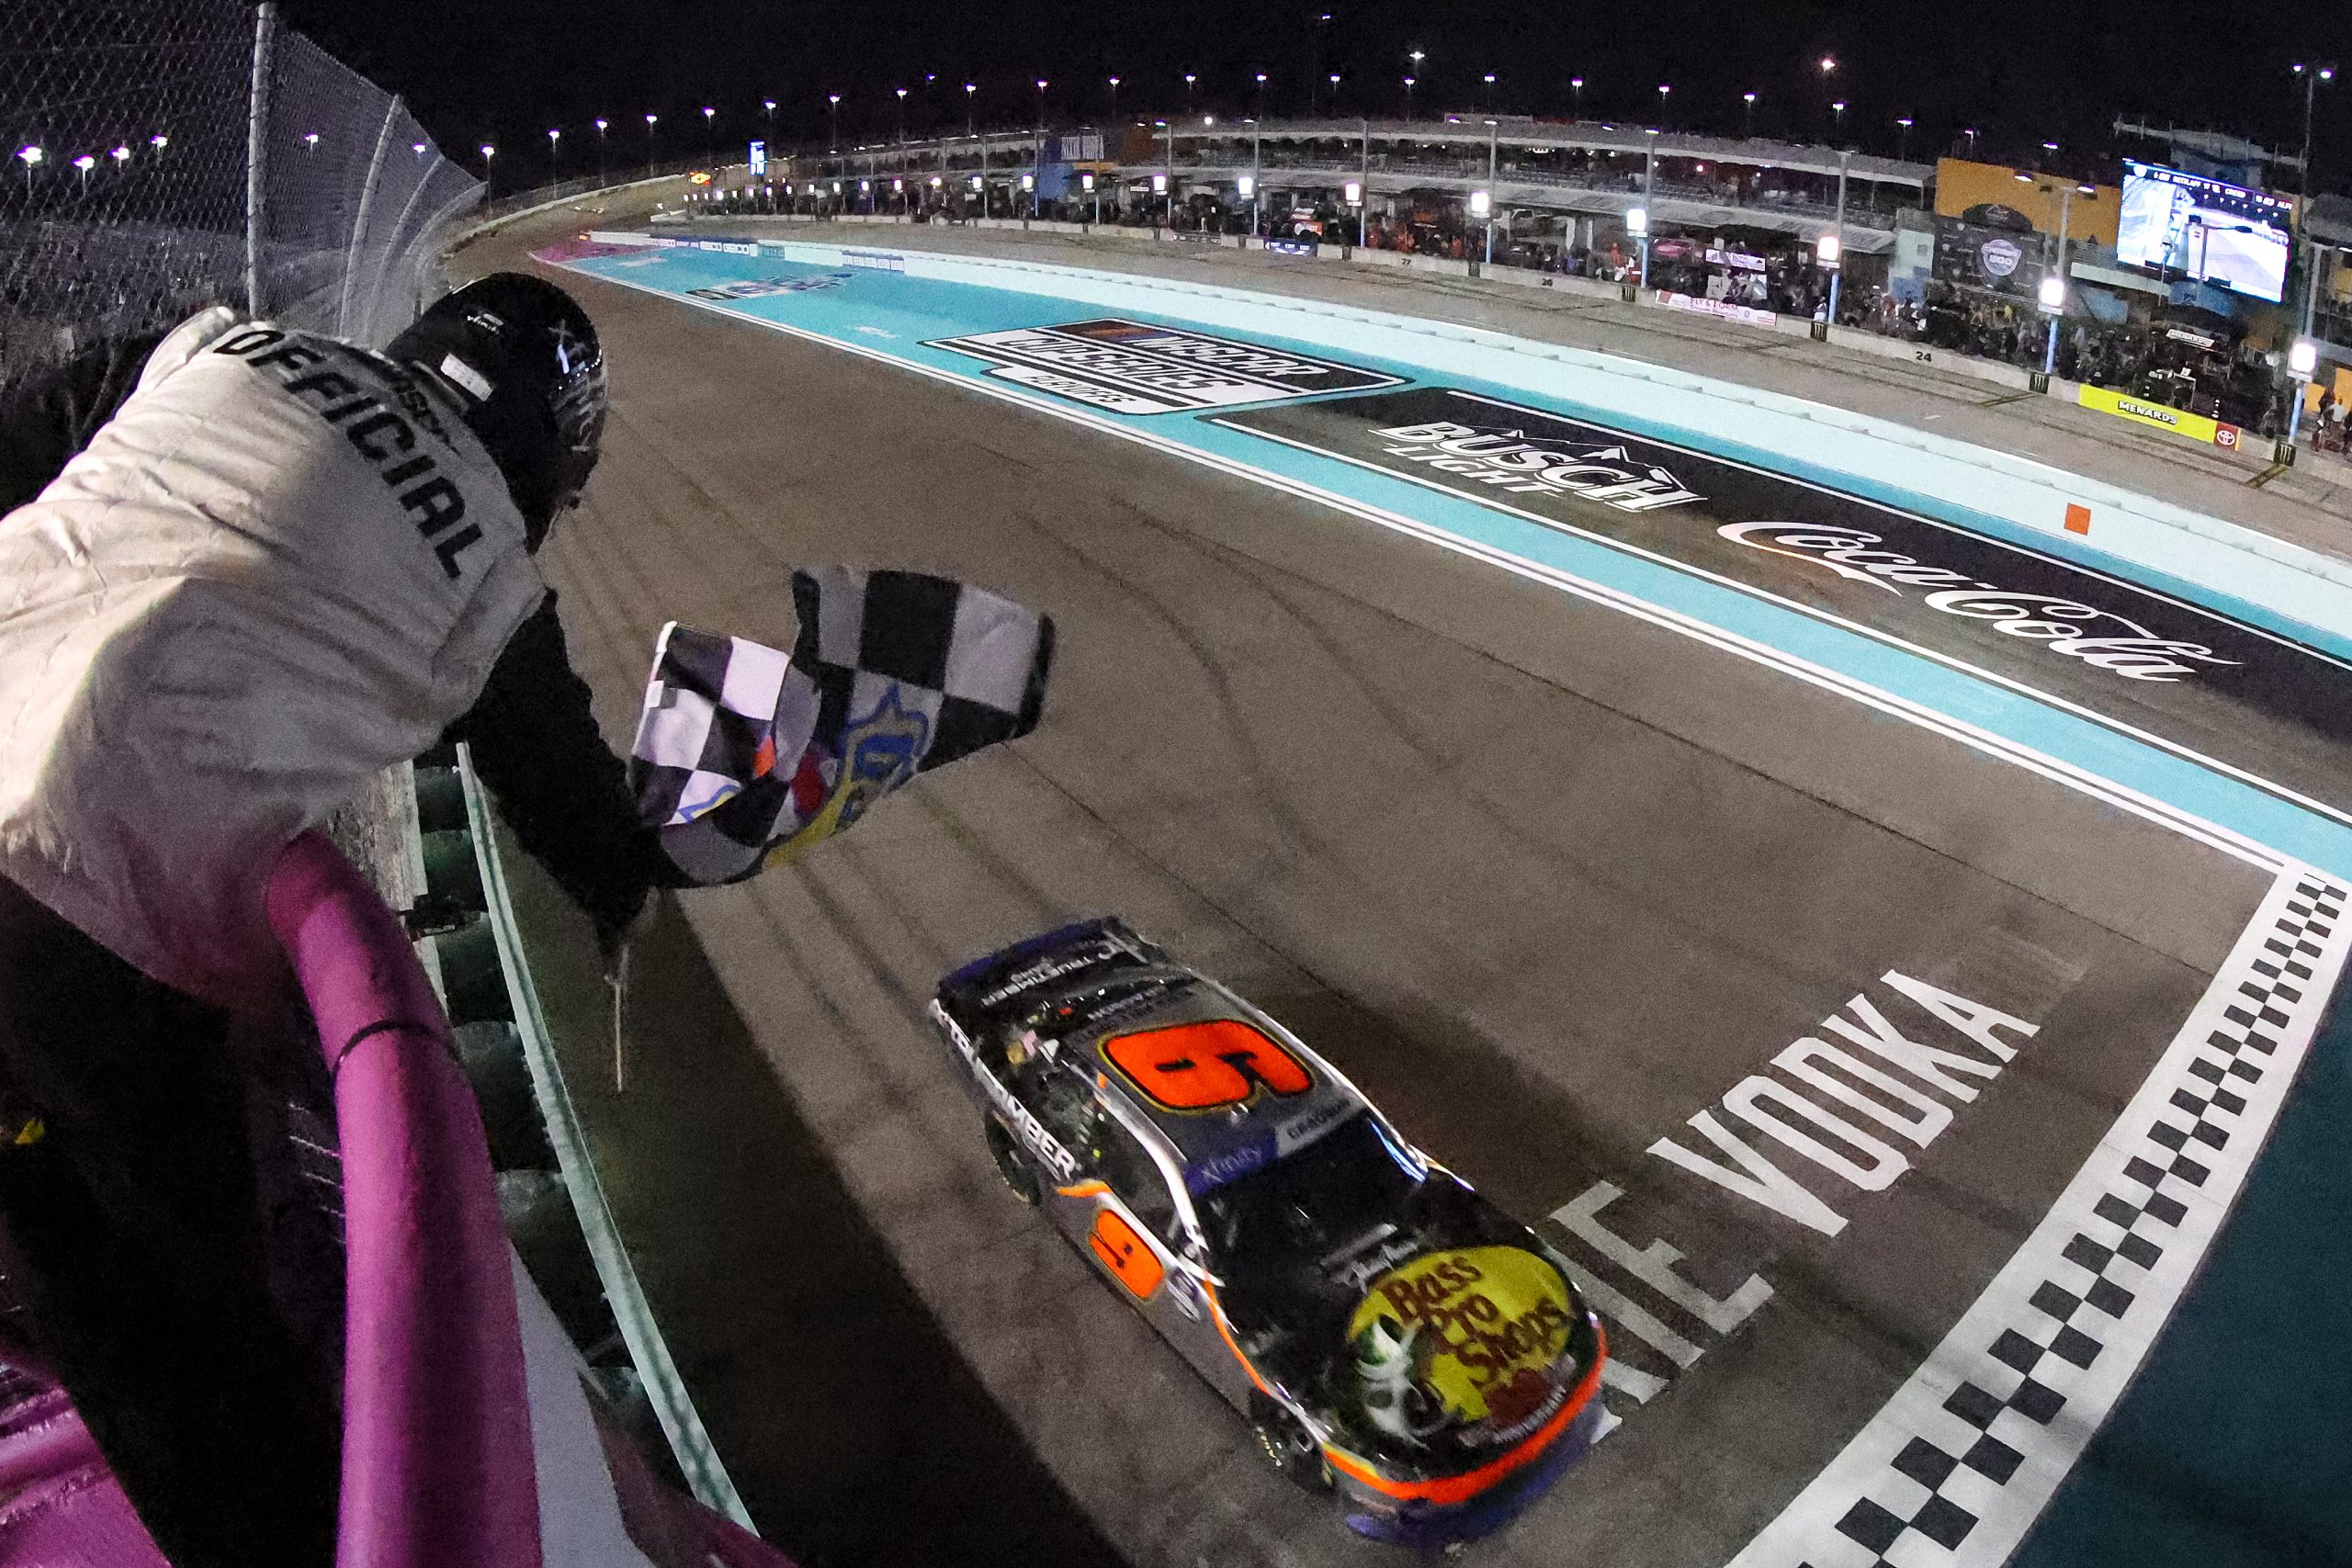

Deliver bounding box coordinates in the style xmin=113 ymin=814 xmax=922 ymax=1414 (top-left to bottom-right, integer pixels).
xmin=609 ymin=945 xmax=630 ymax=1093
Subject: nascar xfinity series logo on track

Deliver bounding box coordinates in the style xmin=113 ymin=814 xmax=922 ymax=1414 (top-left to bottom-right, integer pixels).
xmin=926 ymin=318 xmax=1403 ymax=414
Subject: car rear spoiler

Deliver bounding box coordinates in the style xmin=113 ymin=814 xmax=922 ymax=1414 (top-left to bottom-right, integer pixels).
xmin=934 ymin=915 xmax=1167 ymax=1031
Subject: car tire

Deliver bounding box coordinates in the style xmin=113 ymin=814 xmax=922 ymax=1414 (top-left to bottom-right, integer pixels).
xmin=1250 ymin=1393 xmax=1331 ymax=1493
xmin=985 ymin=1117 xmax=1041 ymax=1205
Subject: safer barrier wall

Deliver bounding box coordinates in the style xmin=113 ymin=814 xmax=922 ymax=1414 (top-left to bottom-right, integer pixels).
xmin=596 ymin=230 xmax=2352 ymax=653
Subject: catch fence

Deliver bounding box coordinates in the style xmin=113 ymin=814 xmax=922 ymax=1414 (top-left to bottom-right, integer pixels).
xmin=1 ymin=0 xmax=481 ymax=396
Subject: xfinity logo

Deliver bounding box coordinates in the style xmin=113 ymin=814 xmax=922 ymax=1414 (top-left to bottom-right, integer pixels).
xmin=1369 ymin=420 xmax=1704 ymax=513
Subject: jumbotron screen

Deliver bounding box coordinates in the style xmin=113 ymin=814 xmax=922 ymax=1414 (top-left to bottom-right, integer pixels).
xmin=2116 ymin=161 xmax=2292 ymax=303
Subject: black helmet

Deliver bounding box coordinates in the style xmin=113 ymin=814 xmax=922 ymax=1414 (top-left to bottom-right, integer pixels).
xmin=386 ymin=273 xmax=606 ymax=547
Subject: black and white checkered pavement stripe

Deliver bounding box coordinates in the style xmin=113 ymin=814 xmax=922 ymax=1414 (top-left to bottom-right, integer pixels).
xmin=1727 ymin=866 xmax=2350 ymax=1568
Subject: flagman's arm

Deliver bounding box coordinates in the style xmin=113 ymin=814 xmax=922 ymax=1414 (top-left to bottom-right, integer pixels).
xmin=444 ymin=592 xmax=688 ymax=945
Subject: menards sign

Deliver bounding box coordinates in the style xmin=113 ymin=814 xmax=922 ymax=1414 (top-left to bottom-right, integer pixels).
xmin=2076 ymin=383 xmax=2242 ymax=451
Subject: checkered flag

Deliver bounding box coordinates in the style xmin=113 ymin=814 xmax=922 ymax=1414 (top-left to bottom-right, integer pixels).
xmin=628 ymin=569 xmax=1054 ymax=885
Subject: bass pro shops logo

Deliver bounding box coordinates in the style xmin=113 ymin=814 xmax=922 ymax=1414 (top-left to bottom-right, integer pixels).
xmin=1369 ymin=420 xmax=1704 ymax=513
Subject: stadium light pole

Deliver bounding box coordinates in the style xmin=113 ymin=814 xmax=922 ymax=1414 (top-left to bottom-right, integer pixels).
xmin=2288 ymin=336 xmax=2319 ymax=450
xmin=480 ymin=143 xmax=494 ymax=201
xmin=1642 ymin=127 xmax=1658 ymax=285
xmin=1185 ymin=73 xmax=1197 ymax=114
xmin=1109 ymin=75 xmax=1121 ymax=126
xmin=1484 ymin=73 xmax=1497 ymax=115
xmin=763 ymin=98 xmax=776 ymax=140
xmin=1256 ymin=72 xmax=1268 ymax=124
xmin=151 ymin=133 xmax=169 ymax=160
xmin=1571 ymin=76 xmax=1585 ymax=119
xmin=701 ymin=105 xmax=715 ymax=164
xmin=1034 ymin=79 xmax=1047 ymax=217
xmin=1404 ymin=75 xmax=1418 ymax=120
xmin=1963 ymin=127 xmax=1978 ymax=156
xmin=2014 ymin=166 xmax=2083 ymax=376
xmin=1895 ymin=116 xmax=1912 ymax=162
xmin=1744 ymin=92 xmax=1757 ymax=138
xmin=2039 ymin=270 xmax=2065 ymax=377
xmin=547 ymin=127 xmax=560 ymax=172
xmin=644 ymin=112 xmax=657 ymax=176
xmin=1250 ymin=115 xmax=1261 ymax=233
xmin=1483 ymin=117 xmax=1498 ymax=263
xmin=2294 ymin=62 xmax=2335 ymax=204
xmin=303 ymin=130 xmax=319 ymax=158
xmin=1155 ymin=118 xmax=1173 ymax=224
xmin=1827 ymin=148 xmax=1850 ymax=324
xmin=1831 ymin=101 xmax=1847 ymax=143
xmin=411 ymin=140 xmax=425 ymax=160
xmin=1657 ymin=82 xmax=1670 ymax=128
xmin=1359 ymin=117 xmax=1370 ymax=246
xmin=594 ymin=117 xmax=607 ymax=178
xmin=1329 ymin=73 xmax=1341 ymax=117
xmin=828 ymin=94 xmax=841 ymax=154
xmin=1819 ymin=55 xmax=1837 ymax=140
xmin=897 ymin=86 xmax=909 ymax=146
xmin=1408 ymin=51 xmax=1426 ymax=120
xmin=73 ymin=152 xmax=94 ymax=196
xmin=964 ymin=83 xmax=976 ymax=138
xmin=17 ymin=144 xmax=39 ymax=196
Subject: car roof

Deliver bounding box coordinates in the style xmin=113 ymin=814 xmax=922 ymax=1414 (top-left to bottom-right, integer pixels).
xmin=1041 ymin=970 xmax=1369 ymax=1190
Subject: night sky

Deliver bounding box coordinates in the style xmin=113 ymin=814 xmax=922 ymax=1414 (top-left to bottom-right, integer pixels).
xmin=280 ymin=1 xmax=2352 ymax=193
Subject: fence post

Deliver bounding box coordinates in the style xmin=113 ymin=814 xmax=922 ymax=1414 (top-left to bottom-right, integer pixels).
xmin=405 ymin=182 xmax=484 ymax=323
xmin=337 ymin=94 xmax=403 ymax=337
xmin=368 ymin=158 xmax=447 ymax=339
xmin=244 ymin=0 xmax=277 ymax=316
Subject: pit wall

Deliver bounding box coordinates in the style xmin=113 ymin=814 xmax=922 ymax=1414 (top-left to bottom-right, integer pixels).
xmin=592 ymin=228 xmax=2352 ymax=659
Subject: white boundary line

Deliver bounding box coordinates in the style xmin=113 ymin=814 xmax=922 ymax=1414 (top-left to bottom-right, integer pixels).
xmin=548 ymin=254 xmax=2284 ymax=874
xmin=1728 ymin=866 xmax=2352 ymax=1568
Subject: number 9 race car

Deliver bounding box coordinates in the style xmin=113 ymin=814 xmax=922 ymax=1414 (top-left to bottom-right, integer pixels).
xmin=929 ymin=919 xmax=1608 ymax=1548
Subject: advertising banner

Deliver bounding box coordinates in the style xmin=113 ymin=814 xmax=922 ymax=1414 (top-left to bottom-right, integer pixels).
xmin=2077 ymin=384 xmax=2244 ymax=451
xmin=1213 ymin=385 xmax=2350 ymax=808
xmin=1660 ymin=291 xmax=1779 ymax=329
xmin=1931 ymin=214 xmax=2047 ymax=299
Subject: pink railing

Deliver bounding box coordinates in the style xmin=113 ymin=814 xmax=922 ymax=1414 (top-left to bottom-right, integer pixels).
xmin=0 ymin=831 xmax=793 ymax=1568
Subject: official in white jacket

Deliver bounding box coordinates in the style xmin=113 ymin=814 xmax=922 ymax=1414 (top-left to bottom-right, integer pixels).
xmin=0 ymin=274 xmax=670 ymax=1568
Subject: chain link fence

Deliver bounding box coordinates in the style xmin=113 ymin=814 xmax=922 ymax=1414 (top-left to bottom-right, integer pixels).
xmin=1 ymin=0 xmax=480 ymax=397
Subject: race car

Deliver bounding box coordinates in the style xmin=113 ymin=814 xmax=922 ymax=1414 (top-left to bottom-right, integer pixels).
xmin=930 ymin=918 xmax=1608 ymax=1547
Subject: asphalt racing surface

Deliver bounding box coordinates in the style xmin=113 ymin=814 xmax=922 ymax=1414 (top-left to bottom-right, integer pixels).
xmin=459 ymin=211 xmax=2322 ymax=1568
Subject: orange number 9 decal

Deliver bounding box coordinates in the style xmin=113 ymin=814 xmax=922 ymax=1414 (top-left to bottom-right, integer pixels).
xmin=1089 ymin=1207 xmax=1166 ymax=1300
xmin=1102 ymin=1021 xmax=1313 ymax=1111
